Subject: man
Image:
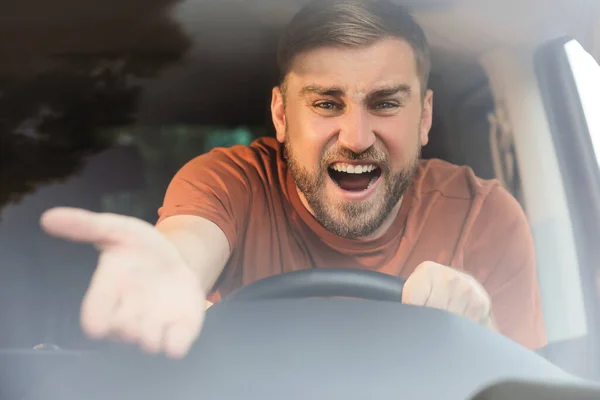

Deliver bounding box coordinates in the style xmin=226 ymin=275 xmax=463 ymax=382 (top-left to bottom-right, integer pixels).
xmin=40 ymin=0 xmax=546 ymax=359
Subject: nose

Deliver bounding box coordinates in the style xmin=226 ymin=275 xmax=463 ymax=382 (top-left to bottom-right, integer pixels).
xmin=337 ymin=108 xmax=376 ymax=153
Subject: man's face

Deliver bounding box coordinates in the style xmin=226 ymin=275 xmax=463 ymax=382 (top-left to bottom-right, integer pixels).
xmin=271 ymin=38 xmax=433 ymax=239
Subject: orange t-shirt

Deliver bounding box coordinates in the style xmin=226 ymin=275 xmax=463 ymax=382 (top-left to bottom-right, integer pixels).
xmin=157 ymin=137 xmax=547 ymax=349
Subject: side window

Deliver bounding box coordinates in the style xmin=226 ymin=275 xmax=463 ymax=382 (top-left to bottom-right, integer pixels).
xmin=564 ymin=40 xmax=600 ymax=171
xmin=563 ymin=39 xmax=600 ymax=319
xmin=535 ymin=37 xmax=600 ymax=378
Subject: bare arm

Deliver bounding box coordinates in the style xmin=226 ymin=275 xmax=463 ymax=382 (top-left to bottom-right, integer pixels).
xmin=156 ymin=215 xmax=231 ymax=295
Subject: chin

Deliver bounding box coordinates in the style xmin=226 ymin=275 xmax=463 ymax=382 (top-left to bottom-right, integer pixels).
xmin=320 ymin=199 xmax=389 ymax=238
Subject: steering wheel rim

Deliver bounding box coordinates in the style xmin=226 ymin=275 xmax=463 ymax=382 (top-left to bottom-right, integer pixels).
xmin=221 ymin=268 xmax=405 ymax=303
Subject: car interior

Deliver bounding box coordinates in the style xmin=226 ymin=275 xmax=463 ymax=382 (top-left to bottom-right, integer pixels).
xmin=2 ymin=0 xmax=600 ymax=398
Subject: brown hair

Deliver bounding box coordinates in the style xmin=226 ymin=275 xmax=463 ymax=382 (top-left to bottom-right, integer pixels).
xmin=277 ymin=0 xmax=431 ymax=96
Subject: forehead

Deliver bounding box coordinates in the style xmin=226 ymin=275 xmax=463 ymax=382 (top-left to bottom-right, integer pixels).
xmin=286 ymin=38 xmax=419 ymax=94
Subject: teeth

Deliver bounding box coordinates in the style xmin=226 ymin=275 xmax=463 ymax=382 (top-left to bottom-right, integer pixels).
xmin=329 ymin=163 xmax=377 ymax=174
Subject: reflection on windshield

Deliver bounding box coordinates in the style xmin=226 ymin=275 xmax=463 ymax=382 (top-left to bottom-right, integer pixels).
xmin=0 ymin=124 xmax=260 ymax=349
xmin=100 ymin=125 xmax=257 ymax=220
xmin=0 ymin=0 xmax=282 ymax=350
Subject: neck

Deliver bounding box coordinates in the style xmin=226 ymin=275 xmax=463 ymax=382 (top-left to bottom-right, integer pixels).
xmin=295 ymin=187 xmax=403 ymax=241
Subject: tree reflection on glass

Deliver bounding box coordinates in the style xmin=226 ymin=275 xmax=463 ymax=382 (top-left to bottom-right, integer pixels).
xmin=0 ymin=60 xmax=140 ymax=210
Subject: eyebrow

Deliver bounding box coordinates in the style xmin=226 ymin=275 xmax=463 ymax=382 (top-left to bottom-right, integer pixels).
xmin=299 ymin=84 xmax=412 ymax=101
xmin=366 ymin=84 xmax=412 ymax=102
xmin=299 ymin=85 xmax=345 ymax=97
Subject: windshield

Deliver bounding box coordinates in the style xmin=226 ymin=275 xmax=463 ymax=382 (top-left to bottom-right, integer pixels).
xmin=2 ymin=0 xmax=600 ymax=384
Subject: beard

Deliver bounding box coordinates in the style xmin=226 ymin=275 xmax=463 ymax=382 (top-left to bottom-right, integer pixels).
xmin=285 ymin=131 xmax=421 ymax=239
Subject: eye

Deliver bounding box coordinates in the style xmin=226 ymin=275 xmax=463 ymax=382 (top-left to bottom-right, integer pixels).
xmin=373 ymin=101 xmax=400 ymax=110
xmin=314 ymin=101 xmax=342 ymax=110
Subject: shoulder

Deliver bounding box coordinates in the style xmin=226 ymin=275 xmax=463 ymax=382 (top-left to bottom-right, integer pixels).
xmin=414 ymin=158 xmax=527 ymax=234
xmin=181 ymin=136 xmax=282 ymax=181
xmin=414 ymin=158 xmax=501 ymax=201
xmin=186 ymin=136 xmax=280 ymax=167
xmin=210 ymin=136 xmax=280 ymax=161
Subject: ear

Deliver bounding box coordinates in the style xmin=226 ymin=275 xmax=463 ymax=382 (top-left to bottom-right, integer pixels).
xmin=419 ymin=89 xmax=434 ymax=147
xmin=271 ymin=86 xmax=287 ymax=143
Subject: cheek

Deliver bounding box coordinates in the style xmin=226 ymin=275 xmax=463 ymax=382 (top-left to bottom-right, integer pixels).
xmin=374 ymin=113 xmax=421 ymax=161
xmin=294 ymin=108 xmax=338 ymax=143
xmin=287 ymin=107 xmax=337 ymax=161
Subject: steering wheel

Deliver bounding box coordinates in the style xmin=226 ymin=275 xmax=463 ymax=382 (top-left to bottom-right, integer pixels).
xmin=221 ymin=268 xmax=406 ymax=303
xmin=18 ymin=268 xmax=589 ymax=400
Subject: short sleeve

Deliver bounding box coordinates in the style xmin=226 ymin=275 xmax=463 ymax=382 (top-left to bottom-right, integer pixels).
xmin=462 ymin=185 xmax=547 ymax=350
xmin=156 ymin=148 xmax=253 ymax=252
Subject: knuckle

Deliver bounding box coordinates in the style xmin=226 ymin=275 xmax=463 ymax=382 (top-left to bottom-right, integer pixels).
xmin=449 ymin=274 xmax=464 ymax=289
xmin=415 ymin=261 xmax=437 ymax=272
xmin=140 ymin=331 xmax=162 ymax=353
xmin=119 ymin=324 xmax=141 ymax=342
xmin=467 ymin=296 xmax=490 ymax=320
xmin=462 ymin=282 xmax=478 ymax=297
xmin=81 ymin=318 xmax=107 ymax=338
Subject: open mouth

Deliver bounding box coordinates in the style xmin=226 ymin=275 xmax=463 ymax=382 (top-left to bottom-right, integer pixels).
xmin=327 ymin=162 xmax=382 ymax=192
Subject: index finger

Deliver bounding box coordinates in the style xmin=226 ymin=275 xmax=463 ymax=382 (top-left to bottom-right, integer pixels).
xmin=40 ymin=207 xmax=134 ymax=248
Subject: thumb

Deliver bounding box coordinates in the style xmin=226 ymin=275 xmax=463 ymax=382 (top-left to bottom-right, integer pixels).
xmin=40 ymin=207 xmax=146 ymax=248
xmin=402 ymin=263 xmax=435 ymax=305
